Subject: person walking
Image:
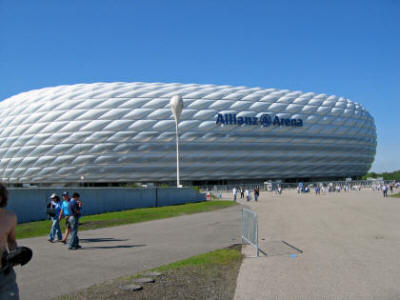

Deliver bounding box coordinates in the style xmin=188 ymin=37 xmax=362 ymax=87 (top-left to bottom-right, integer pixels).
xmin=48 ymin=194 xmax=62 ymax=242
xmin=383 ymin=184 xmax=388 ymax=197
xmin=315 ymin=186 xmax=321 ymax=195
xmin=232 ymin=187 xmax=237 ymax=202
xmin=254 ymin=186 xmax=259 ymax=201
xmin=73 ymin=192 xmax=83 ymax=219
xmin=245 ymin=188 xmax=250 ymax=201
xmin=0 ymin=183 xmax=20 ymax=299
xmin=277 ymin=184 xmax=282 ymax=195
xmin=59 ymin=192 xmax=71 ymax=244
xmin=68 ymin=193 xmax=82 ymax=250
xmin=240 ymin=187 xmax=244 ymax=199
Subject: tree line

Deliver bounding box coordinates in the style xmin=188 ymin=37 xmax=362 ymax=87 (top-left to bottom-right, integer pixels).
xmin=362 ymin=170 xmax=400 ymax=181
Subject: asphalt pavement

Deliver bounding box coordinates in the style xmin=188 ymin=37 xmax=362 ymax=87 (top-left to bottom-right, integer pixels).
xmin=15 ymin=205 xmax=241 ymax=300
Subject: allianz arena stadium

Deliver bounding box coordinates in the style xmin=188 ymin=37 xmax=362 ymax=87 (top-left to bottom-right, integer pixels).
xmin=0 ymin=82 xmax=376 ymax=184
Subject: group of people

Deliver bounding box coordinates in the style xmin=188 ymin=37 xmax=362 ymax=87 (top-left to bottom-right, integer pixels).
xmin=297 ymin=181 xmax=399 ymax=197
xmin=297 ymin=183 xmax=364 ymax=195
xmin=231 ymin=182 xmax=399 ymax=200
xmin=0 ymin=185 xmax=85 ymax=298
xmin=371 ymin=183 xmax=398 ymax=197
xmin=232 ymin=186 xmax=260 ymax=201
xmin=47 ymin=191 xmax=82 ymax=250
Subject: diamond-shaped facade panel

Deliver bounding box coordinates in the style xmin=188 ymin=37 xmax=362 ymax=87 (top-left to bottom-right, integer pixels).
xmin=0 ymin=82 xmax=377 ymax=183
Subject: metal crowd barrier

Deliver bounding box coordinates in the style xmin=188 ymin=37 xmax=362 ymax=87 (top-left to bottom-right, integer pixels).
xmin=241 ymin=208 xmax=259 ymax=257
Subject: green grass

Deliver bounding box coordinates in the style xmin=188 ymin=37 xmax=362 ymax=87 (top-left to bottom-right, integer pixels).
xmin=126 ymin=245 xmax=242 ymax=280
xmin=57 ymin=245 xmax=242 ymax=300
xmin=154 ymin=246 xmax=242 ymax=272
xmin=17 ymin=200 xmax=236 ymax=239
xmin=390 ymin=192 xmax=400 ymax=198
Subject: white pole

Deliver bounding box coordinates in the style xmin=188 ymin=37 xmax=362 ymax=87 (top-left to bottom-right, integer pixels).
xmin=170 ymin=95 xmax=184 ymax=188
xmin=175 ymin=121 xmax=180 ymax=187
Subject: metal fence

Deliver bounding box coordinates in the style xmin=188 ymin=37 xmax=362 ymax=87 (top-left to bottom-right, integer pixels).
xmin=7 ymin=187 xmax=205 ymax=223
xmin=241 ymin=208 xmax=259 ymax=257
xmin=199 ymin=179 xmax=398 ymax=193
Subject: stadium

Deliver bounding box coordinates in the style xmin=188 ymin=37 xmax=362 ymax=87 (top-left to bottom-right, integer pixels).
xmin=0 ymin=82 xmax=377 ymax=185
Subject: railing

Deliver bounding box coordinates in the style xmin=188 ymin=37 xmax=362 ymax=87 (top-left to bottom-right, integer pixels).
xmin=241 ymin=208 xmax=259 ymax=257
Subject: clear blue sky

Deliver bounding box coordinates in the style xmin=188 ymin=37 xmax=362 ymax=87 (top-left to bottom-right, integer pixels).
xmin=0 ymin=0 xmax=399 ymax=172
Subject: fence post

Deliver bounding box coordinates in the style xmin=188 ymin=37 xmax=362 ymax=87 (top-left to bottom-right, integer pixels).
xmin=155 ymin=187 xmax=158 ymax=207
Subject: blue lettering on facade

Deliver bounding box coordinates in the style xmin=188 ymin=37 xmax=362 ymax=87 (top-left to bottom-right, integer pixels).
xmin=260 ymin=114 xmax=272 ymax=127
xmin=215 ymin=113 xmax=303 ymax=127
xmin=273 ymin=116 xmax=281 ymax=126
xmin=297 ymin=119 xmax=303 ymax=127
xmin=244 ymin=117 xmax=252 ymax=125
xmin=216 ymin=114 xmax=225 ymax=125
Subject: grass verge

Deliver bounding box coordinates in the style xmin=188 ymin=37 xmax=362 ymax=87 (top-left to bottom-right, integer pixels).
xmin=56 ymin=244 xmax=243 ymax=300
xmin=155 ymin=246 xmax=241 ymax=272
xmin=17 ymin=200 xmax=236 ymax=239
xmin=390 ymin=192 xmax=400 ymax=198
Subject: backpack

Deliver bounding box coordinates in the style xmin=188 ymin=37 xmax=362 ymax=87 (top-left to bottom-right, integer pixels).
xmin=46 ymin=202 xmax=56 ymax=217
xmin=69 ymin=200 xmax=81 ymax=217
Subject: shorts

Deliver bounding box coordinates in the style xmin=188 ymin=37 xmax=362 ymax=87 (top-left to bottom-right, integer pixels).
xmin=0 ymin=267 xmax=19 ymax=299
xmin=65 ymin=217 xmax=71 ymax=229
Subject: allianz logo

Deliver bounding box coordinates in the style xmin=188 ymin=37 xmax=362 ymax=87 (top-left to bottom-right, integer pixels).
xmin=216 ymin=113 xmax=303 ymax=127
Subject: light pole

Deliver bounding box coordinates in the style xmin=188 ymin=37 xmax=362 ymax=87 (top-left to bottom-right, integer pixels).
xmin=170 ymin=95 xmax=184 ymax=188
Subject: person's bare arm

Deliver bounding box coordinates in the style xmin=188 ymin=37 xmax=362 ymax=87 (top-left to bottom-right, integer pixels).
xmin=59 ymin=208 xmax=63 ymax=221
xmin=7 ymin=213 xmax=17 ymax=250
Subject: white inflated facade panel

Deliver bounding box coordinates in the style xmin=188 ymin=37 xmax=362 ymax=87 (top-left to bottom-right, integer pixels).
xmin=0 ymin=82 xmax=376 ymax=183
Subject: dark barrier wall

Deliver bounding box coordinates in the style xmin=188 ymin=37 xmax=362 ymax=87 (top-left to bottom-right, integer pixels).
xmin=6 ymin=187 xmax=205 ymax=223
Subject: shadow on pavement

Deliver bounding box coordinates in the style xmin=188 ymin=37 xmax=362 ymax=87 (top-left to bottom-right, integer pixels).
xmin=258 ymin=240 xmax=303 ymax=257
xmin=78 ymin=237 xmax=146 ymax=250
xmin=81 ymin=244 xmax=146 ymax=250
xmin=80 ymin=237 xmax=129 ymax=243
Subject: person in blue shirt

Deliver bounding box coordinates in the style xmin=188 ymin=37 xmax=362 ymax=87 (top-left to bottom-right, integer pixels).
xmin=67 ymin=193 xmax=82 ymax=250
xmin=48 ymin=194 xmax=62 ymax=242
xmin=59 ymin=192 xmax=71 ymax=244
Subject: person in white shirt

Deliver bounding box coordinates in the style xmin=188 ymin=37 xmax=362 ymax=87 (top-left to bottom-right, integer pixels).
xmin=383 ymin=185 xmax=388 ymax=197
xmin=245 ymin=189 xmax=250 ymax=201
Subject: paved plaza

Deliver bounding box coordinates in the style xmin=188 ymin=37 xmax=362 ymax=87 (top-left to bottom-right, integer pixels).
xmin=234 ymin=189 xmax=400 ymax=299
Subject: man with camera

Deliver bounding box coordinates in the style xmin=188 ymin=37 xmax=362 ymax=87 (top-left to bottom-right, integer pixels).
xmin=0 ymin=183 xmax=19 ymax=299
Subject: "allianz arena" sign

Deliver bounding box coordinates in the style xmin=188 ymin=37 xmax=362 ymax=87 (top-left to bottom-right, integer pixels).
xmin=216 ymin=113 xmax=303 ymax=127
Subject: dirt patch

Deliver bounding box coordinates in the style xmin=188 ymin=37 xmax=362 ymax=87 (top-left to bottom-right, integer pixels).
xmin=56 ymin=245 xmax=242 ymax=300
